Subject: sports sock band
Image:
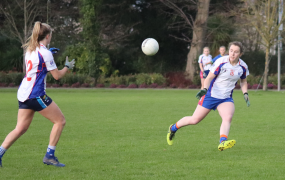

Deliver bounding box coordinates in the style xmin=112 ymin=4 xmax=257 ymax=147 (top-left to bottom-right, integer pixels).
xmin=220 ymin=134 xmax=228 ymax=143
xmin=170 ymin=123 xmax=180 ymax=132
xmin=46 ymin=145 xmax=56 ymax=157
xmin=0 ymin=146 xmax=7 ymax=158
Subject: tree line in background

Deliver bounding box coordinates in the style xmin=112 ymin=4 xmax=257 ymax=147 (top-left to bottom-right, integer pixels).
xmin=0 ymin=0 xmax=284 ymax=90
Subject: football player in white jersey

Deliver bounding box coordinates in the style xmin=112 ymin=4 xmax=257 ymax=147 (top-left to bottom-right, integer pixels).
xmin=167 ymin=41 xmax=250 ymax=151
xmin=0 ymin=22 xmax=75 ymax=167
xmin=198 ymin=47 xmax=213 ymax=89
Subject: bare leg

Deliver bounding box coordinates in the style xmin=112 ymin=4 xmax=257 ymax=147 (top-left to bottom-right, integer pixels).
xmin=217 ymin=102 xmax=235 ymax=137
xmin=39 ymin=101 xmax=66 ymax=146
xmin=201 ymin=78 xmax=205 ymax=90
xmin=176 ymin=105 xmax=211 ymax=128
xmin=1 ymin=109 xmax=35 ymax=149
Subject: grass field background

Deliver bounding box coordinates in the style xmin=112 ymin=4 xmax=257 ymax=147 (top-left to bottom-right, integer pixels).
xmin=0 ymin=88 xmax=285 ymax=180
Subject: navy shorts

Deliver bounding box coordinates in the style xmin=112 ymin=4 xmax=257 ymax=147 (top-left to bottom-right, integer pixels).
xmin=203 ymin=70 xmax=210 ymax=78
xmin=19 ymin=94 xmax=53 ymax=111
xmin=198 ymin=94 xmax=234 ymax=110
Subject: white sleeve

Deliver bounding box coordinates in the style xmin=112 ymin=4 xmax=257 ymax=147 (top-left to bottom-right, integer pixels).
xmin=198 ymin=55 xmax=202 ymax=63
xmin=43 ymin=51 xmax=57 ymax=71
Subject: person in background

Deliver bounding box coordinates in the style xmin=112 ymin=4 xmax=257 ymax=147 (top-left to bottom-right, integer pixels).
xmin=198 ymin=47 xmax=212 ymax=89
xmin=212 ymin=46 xmax=226 ymax=63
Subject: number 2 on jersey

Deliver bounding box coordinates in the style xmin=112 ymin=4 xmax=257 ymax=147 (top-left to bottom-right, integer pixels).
xmin=26 ymin=60 xmax=33 ymax=81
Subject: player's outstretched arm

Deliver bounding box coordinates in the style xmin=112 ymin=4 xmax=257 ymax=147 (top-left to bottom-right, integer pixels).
xmin=196 ymin=72 xmax=216 ymax=99
xmin=241 ymin=78 xmax=250 ymax=107
xmin=203 ymin=72 xmax=216 ymax=90
xmin=50 ymin=56 xmax=75 ymax=80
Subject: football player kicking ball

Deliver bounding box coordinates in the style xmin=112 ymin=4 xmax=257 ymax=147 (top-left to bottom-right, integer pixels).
xmin=0 ymin=21 xmax=75 ymax=167
xmin=167 ymin=41 xmax=250 ymax=151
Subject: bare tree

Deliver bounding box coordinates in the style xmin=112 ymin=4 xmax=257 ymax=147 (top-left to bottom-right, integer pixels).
xmin=186 ymin=0 xmax=210 ymax=80
xmin=96 ymin=2 xmax=142 ymax=49
xmin=0 ymin=0 xmax=42 ymax=72
xmin=241 ymin=0 xmax=285 ymax=90
xmin=234 ymin=15 xmax=262 ymax=52
xmin=159 ymin=0 xmax=210 ymax=80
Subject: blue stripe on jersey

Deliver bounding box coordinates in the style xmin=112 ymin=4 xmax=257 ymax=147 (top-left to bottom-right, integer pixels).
xmin=239 ymin=65 xmax=247 ymax=79
xmin=212 ymin=54 xmax=222 ymax=63
xmin=207 ymin=76 xmax=218 ymax=96
xmin=36 ymin=97 xmax=47 ymax=108
xmin=208 ymin=63 xmax=227 ymax=96
xmin=207 ymin=76 xmax=217 ymax=96
xmin=28 ymin=52 xmax=48 ymax=99
xmin=213 ymin=62 xmax=227 ymax=75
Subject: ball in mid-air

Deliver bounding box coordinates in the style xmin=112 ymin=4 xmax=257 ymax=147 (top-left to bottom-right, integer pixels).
xmin=141 ymin=38 xmax=159 ymax=56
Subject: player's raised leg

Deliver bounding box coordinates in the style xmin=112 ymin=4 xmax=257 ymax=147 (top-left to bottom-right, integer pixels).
xmin=167 ymin=105 xmax=211 ymax=145
xmin=217 ymin=102 xmax=236 ymax=151
xmin=0 ymin=109 xmax=35 ymax=167
xmin=39 ymin=101 xmax=66 ymax=167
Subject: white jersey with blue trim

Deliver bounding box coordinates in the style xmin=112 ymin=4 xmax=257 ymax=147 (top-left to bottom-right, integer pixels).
xmin=198 ymin=54 xmax=212 ymax=71
xmin=17 ymin=44 xmax=57 ymax=102
xmin=207 ymin=55 xmax=249 ymax=99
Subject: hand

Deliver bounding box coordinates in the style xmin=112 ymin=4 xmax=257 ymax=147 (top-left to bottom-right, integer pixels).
xmin=49 ymin=47 xmax=60 ymax=54
xmin=196 ymin=88 xmax=207 ymax=99
xmin=203 ymin=71 xmax=206 ymax=78
xmin=243 ymin=92 xmax=250 ymax=107
xmin=65 ymin=56 xmax=75 ymax=69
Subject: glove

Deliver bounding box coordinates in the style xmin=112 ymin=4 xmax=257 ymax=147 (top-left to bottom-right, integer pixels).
xmin=196 ymin=88 xmax=207 ymax=99
xmin=243 ymin=92 xmax=250 ymax=107
xmin=203 ymin=71 xmax=206 ymax=78
xmin=49 ymin=47 xmax=60 ymax=54
xmin=65 ymin=56 xmax=75 ymax=69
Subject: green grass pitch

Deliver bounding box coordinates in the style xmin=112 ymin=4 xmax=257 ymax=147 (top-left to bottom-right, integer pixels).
xmin=0 ymin=88 xmax=285 ymax=180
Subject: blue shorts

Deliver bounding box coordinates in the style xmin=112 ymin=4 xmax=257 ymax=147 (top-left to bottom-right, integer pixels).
xmin=19 ymin=94 xmax=53 ymax=111
xmin=198 ymin=95 xmax=234 ymax=110
xmin=203 ymin=70 xmax=210 ymax=78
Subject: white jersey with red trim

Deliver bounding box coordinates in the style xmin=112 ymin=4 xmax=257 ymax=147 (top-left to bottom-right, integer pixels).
xmin=198 ymin=54 xmax=212 ymax=71
xmin=207 ymin=55 xmax=249 ymax=99
xmin=17 ymin=44 xmax=57 ymax=102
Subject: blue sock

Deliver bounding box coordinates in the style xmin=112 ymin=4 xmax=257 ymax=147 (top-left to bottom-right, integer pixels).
xmin=0 ymin=146 xmax=7 ymax=158
xmin=170 ymin=123 xmax=179 ymax=132
xmin=46 ymin=145 xmax=56 ymax=157
xmin=220 ymin=136 xmax=227 ymax=143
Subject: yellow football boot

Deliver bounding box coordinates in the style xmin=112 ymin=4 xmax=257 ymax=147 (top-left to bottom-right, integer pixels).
xmin=167 ymin=124 xmax=176 ymax=145
xmin=218 ymin=140 xmax=236 ymax=151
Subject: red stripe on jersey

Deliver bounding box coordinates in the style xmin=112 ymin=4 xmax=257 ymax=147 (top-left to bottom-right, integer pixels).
xmin=27 ymin=51 xmax=40 ymax=99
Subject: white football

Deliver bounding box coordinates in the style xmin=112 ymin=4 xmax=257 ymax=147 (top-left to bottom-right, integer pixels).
xmin=141 ymin=38 xmax=159 ymax=56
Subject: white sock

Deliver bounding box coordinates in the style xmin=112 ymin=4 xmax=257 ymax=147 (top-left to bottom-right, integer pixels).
xmin=47 ymin=145 xmax=56 ymax=150
xmin=0 ymin=146 xmax=7 ymax=157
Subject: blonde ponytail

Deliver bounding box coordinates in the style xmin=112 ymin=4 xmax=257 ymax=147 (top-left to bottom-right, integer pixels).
xmin=22 ymin=21 xmax=52 ymax=52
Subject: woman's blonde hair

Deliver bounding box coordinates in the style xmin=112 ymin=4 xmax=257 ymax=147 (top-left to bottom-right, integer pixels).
xmin=203 ymin=47 xmax=210 ymax=51
xmin=22 ymin=21 xmax=52 ymax=52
